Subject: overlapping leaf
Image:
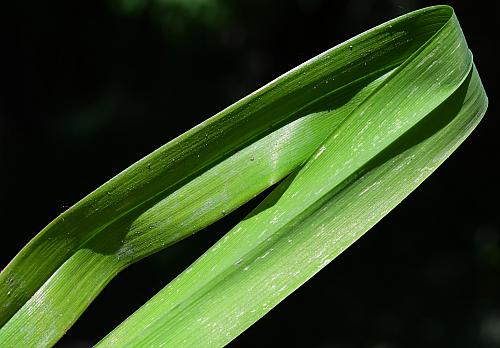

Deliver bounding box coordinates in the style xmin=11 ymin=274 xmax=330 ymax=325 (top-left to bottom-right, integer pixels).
xmin=0 ymin=5 xmax=487 ymax=347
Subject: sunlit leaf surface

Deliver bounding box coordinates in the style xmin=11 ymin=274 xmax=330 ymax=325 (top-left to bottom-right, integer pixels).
xmin=0 ymin=5 xmax=487 ymax=347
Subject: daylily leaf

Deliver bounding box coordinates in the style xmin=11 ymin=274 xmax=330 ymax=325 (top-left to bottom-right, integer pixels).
xmin=0 ymin=5 xmax=487 ymax=347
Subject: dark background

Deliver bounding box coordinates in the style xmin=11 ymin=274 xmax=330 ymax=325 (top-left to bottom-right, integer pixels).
xmin=1 ymin=0 xmax=498 ymax=347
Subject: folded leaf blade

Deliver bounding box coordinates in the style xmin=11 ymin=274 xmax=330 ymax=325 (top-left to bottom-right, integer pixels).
xmin=0 ymin=5 xmax=487 ymax=348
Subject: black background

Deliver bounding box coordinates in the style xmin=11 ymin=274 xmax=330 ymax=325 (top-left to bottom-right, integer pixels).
xmin=1 ymin=0 xmax=499 ymax=347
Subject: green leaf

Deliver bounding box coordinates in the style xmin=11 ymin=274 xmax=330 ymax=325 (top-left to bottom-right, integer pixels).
xmin=0 ymin=5 xmax=487 ymax=347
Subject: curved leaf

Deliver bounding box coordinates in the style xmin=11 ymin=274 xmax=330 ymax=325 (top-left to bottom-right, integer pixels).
xmin=0 ymin=5 xmax=487 ymax=347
